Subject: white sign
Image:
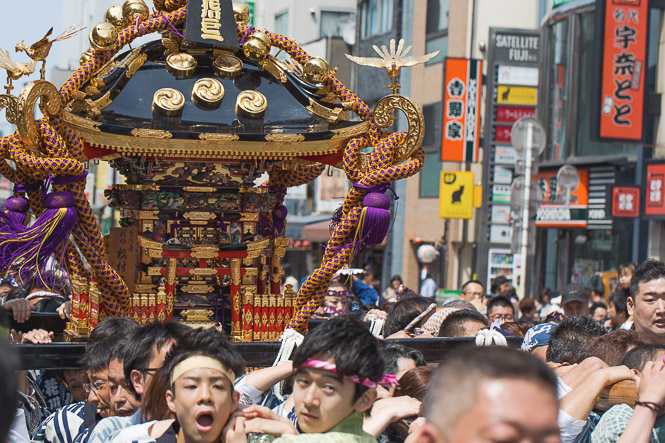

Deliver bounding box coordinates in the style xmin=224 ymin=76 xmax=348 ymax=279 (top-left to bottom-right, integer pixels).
xmin=497 ymin=65 xmax=539 ymax=86
xmin=494 ymin=145 xmax=518 ymax=164
xmin=491 ymin=205 xmax=511 ymax=224
xmin=490 ymin=225 xmax=512 ymax=244
xmin=494 ymin=165 xmax=513 ymax=184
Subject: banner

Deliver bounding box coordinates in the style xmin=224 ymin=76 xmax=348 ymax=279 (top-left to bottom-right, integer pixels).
xmin=439 ymin=171 xmax=474 ymax=219
xmin=441 ymin=58 xmax=482 ymax=162
xmin=597 ymin=0 xmax=648 ymax=141
xmin=645 ymin=162 xmax=665 ymax=217
xmin=535 ymin=169 xmax=589 ymax=228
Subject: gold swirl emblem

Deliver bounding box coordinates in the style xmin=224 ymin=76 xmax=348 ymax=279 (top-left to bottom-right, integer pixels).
xmin=166 ymin=53 xmax=197 ymax=79
xmin=153 ymin=88 xmax=185 ymax=117
xmin=192 ymin=78 xmax=225 ymax=108
xmin=213 ymin=54 xmax=243 ymax=79
xmin=235 ymin=90 xmax=267 ymax=119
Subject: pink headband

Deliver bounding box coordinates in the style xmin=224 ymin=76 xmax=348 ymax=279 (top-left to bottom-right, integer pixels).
xmin=300 ymin=359 xmax=398 ymax=388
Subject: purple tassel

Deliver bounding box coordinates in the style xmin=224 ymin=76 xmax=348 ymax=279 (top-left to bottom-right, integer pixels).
xmin=355 ymin=193 xmax=391 ymax=246
xmin=1 ymin=197 xmax=30 ymax=231
xmin=0 ymin=191 xmax=78 ymax=286
xmin=329 ymin=205 xmax=344 ymax=235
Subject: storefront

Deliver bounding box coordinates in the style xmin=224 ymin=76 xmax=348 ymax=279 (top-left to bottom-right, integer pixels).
xmin=535 ymin=0 xmax=657 ymax=296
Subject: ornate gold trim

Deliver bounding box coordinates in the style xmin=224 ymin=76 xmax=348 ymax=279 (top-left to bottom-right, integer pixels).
xmin=189 ymin=268 xmax=218 ymax=276
xmin=191 ymin=251 xmax=219 ymax=259
xmin=138 ymin=211 xmax=159 ymax=220
xmin=260 ymin=56 xmax=287 ymax=83
xmin=131 ymin=128 xmax=173 ymax=139
xmin=240 ymin=213 xmax=260 ymax=222
xmin=183 ymin=212 xmax=216 ymax=221
xmin=166 ymin=53 xmax=197 ymax=78
xmin=182 ymin=186 xmax=216 ymax=192
xmin=17 ymin=80 xmax=63 ymax=153
xmin=307 ymin=98 xmax=348 ymax=124
xmin=265 ymin=133 xmax=305 ymax=143
xmin=63 ymin=111 xmax=369 ymax=160
xmin=198 ymin=133 xmax=240 ymax=141
xmin=181 ymin=284 xmax=214 ymax=294
xmin=126 ymin=53 xmax=148 ymax=79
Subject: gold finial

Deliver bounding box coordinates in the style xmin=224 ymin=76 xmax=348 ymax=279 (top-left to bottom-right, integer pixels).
xmin=243 ymin=31 xmax=271 ymax=62
xmin=106 ymin=5 xmax=127 ymax=30
xmin=233 ymin=2 xmax=250 ymax=25
xmin=15 ymin=25 xmax=84 ymax=80
xmin=89 ymin=22 xmax=118 ymax=51
xmin=122 ymin=0 xmax=150 ymax=23
xmin=345 ymin=38 xmax=439 ymax=94
xmin=302 ymin=57 xmax=330 ymax=85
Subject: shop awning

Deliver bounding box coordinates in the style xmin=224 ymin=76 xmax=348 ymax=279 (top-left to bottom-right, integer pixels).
xmin=301 ymin=218 xmax=333 ymax=242
xmin=285 ymin=214 xmax=331 ymax=239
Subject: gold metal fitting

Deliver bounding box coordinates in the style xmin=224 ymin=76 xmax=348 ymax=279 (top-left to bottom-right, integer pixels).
xmin=106 ymin=5 xmax=127 ymax=30
xmin=122 ymin=0 xmax=150 ymax=23
xmin=243 ymin=31 xmax=271 ymax=62
xmin=233 ymin=2 xmax=251 ymax=25
xmin=153 ymin=88 xmax=185 ymax=117
xmin=236 ymin=90 xmax=267 ymax=119
xmin=192 ymin=78 xmax=225 ymax=109
xmin=80 ymin=48 xmax=95 ymax=66
xmin=166 ymin=53 xmax=197 ymax=79
xmin=213 ymin=54 xmax=243 ymax=79
xmin=303 ymin=57 xmax=330 ymax=84
xmin=89 ymin=22 xmax=118 ymax=51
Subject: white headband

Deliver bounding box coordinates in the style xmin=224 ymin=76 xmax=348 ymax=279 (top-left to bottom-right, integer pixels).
xmin=170 ymin=356 xmax=236 ymax=385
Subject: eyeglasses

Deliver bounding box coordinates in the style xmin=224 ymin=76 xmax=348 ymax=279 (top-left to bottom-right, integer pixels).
xmin=83 ymin=379 xmax=107 ymax=394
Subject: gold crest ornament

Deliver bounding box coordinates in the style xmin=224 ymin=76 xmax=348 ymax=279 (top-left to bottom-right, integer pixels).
xmin=236 ymin=90 xmax=267 ymax=119
xmin=192 ymin=78 xmax=225 ymax=108
xmin=166 ymin=53 xmax=197 ymax=78
xmin=213 ymin=54 xmax=243 ymax=79
xmin=153 ymin=88 xmax=185 ymax=116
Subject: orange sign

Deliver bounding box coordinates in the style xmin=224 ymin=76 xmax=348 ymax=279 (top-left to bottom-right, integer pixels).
xmin=441 ymin=58 xmax=482 ymax=162
xmin=534 ymin=169 xmax=589 ymax=228
xmin=599 ymin=0 xmax=648 ymax=141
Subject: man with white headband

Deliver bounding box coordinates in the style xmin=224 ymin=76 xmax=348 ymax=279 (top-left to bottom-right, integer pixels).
xmin=226 ymin=316 xmax=394 ymax=442
xmin=111 ymin=327 xmax=245 ymax=442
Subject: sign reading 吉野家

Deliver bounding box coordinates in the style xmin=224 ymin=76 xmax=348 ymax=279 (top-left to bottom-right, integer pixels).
xmin=184 ymin=0 xmax=239 ymax=49
xmin=612 ymin=185 xmax=640 ymax=217
xmin=441 ymin=58 xmax=483 ymax=162
xmin=596 ymin=0 xmax=648 ymax=141
xmin=439 ymin=171 xmax=474 ymax=219
xmin=645 ymin=162 xmax=665 ymax=217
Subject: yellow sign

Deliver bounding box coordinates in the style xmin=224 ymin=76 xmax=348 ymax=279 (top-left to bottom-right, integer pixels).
xmin=440 ymin=171 xmax=474 ymax=219
xmin=473 ymin=185 xmax=482 ymax=208
xmin=496 ymin=85 xmax=537 ymax=105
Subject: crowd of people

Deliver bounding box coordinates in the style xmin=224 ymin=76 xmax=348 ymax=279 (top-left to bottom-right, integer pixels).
xmin=1 ymin=258 xmax=665 ymax=442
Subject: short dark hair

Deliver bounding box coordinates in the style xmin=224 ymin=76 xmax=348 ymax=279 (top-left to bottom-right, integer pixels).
xmin=162 ymin=327 xmax=245 ymax=392
xmin=608 ymin=289 xmax=630 ymax=316
xmin=438 ymin=310 xmax=488 ymax=337
xmin=589 ymin=302 xmax=608 ymax=318
xmin=461 ymin=280 xmax=484 ymax=293
xmin=546 ymin=316 xmax=606 ymax=364
xmin=620 ymin=344 xmax=665 ymax=371
xmin=292 ymin=316 xmax=383 ymax=401
xmin=0 ymin=339 xmax=18 ymax=442
xmin=631 ymin=259 xmax=665 ymax=299
xmin=383 ymin=295 xmax=434 ymax=336
xmin=424 ymin=347 xmax=557 ymax=438
xmin=442 ymin=299 xmax=477 ymax=311
xmin=490 ymin=276 xmax=509 ymax=294
xmin=124 ymin=321 xmax=191 ymax=397
xmin=379 ymin=344 xmax=426 ymax=376
xmin=87 ymin=316 xmax=140 ymax=346
xmin=486 ymin=295 xmax=515 ymax=317
xmin=586 ymin=329 xmax=644 ymax=366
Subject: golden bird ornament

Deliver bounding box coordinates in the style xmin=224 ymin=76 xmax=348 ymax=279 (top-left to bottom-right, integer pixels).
xmin=15 ymin=25 xmax=84 ymax=79
xmin=346 ymin=38 xmax=439 ymax=94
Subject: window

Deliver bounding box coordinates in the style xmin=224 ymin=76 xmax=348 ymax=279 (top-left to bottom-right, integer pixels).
xmin=420 ymin=104 xmax=443 ymax=198
xmin=320 ymin=11 xmax=354 ymax=38
xmin=275 ymin=10 xmax=289 ymax=36
xmin=361 ymin=0 xmax=393 ymax=38
xmin=425 ymin=0 xmax=449 ymax=65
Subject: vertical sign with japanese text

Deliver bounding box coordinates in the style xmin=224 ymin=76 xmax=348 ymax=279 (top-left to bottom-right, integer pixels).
xmin=441 ymin=58 xmax=482 ymax=162
xmin=597 ymin=0 xmax=648 ymax=141
xmin=645 ymin=162 xmax=665 ymax=217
